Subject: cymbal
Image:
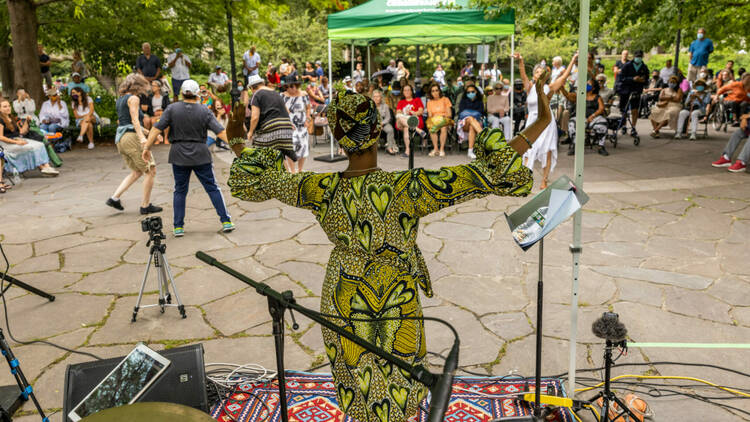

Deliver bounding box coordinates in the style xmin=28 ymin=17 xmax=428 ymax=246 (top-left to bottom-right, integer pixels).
xmin=80 ymin=402 xmax=215 ymax=422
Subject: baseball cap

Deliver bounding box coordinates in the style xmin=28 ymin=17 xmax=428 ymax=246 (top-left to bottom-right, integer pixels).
xmin=71 ymin=72 xmax=81 ymax=78
xmin=181 ymin=79 xmax=200 ymax=95
xmin=215 ymin=65 xmax=222 ymax=70
xmin=315 ymin=60 xmax=321 ymax=65
xmin=343 ymin=76 xmax=352 ymax=83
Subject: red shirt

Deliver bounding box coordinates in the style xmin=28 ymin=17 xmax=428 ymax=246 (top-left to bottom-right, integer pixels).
xmin=266 ymin=72 xmax=280 ymax=85
xmin=396 ymin=97 xmax=425 ymax=129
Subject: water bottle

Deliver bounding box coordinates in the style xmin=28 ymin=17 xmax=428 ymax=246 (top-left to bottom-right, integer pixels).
xmin=512 ymin=206 xmax=549 ymax=245
xmin=11 ymin=167 xmax=21 ymax=185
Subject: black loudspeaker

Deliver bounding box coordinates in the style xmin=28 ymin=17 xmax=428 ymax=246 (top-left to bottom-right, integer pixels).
xmin=62 ymin=344 xmax=208 ymax=421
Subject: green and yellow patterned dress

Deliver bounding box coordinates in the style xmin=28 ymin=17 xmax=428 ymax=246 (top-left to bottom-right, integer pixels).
xmin=228 ymin=128 xmax=533 ymax=422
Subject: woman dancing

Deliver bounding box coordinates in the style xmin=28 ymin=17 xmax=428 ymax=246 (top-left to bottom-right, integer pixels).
xmin=514 ymin=53 xmax=576 ymax=188
xmin=225 ymin=74 xmax=552 ymax=422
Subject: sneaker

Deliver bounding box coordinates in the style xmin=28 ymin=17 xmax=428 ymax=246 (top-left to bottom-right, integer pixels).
xmin=567 ymin=147 xmax=575 ymax=156
xmin=400 ymin=152 xmax=408 ymax=158
xmin=467 ymin=148 xmax=476 ymax=160
xmin=674 ymin=133 xmax=682 ymax=139
xmin=140 ymin=204 xmax=163 ymax=215
xmin=711 ymin=155 xmax=732 ymax=167
xmin=728 ymin=160 xmax=747 ymax=173
xmin=222 ymin=222 xmax=236 ymax=232
xmin=173 ymin=227 xmax=185 ymax=237
xmin=106 ymin=197 xmax=124 ymax=211
xmin=689 ymin=133 xmax=697 ymax=141
xmin=88 ymin=142 xmax=95 ymax=149
xmin=76 ymin=135 xmax=83 ymax=143
xmin=598 ymin=146 xmax=610 ymax=156
xmin=40 ymin=166 xmax=59 ymax=175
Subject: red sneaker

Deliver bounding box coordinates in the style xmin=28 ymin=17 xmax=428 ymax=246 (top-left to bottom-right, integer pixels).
xmin=728 ymin=160 xmax=747 ymax=173
xmin=711 ymin=155 xmax=732 ymax=167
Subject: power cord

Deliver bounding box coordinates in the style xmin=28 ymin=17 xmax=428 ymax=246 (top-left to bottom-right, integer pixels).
xmin=0 ymin=242 xmax=103 ymax=360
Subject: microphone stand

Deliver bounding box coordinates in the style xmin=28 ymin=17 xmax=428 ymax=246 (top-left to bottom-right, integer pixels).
xmin=197 ymin=251 xmax=457 ymax=422
xmin=584 ymin=340 xmax=641 ymax=422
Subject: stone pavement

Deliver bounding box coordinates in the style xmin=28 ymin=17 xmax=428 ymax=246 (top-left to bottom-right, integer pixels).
xmin=1 ymin=122 xmax=749 ymax=421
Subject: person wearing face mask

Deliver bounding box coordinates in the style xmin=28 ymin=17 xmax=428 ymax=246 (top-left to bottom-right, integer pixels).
xmin=487 ymin=82 xmax=512 ymax=140
xmin=688 ymin=28 xmax=714 ymax=82
xmin=715 ymin=73 xmax=750 ymax=126
xmin=616 ymin=50 xmax=650 ymax=137
xmin=676 ymin=79 xmax=711 ymax=140
xmin=596 ymin=74 xmax=615 ymax=115
xmin=648 ymin=75 xmax=683 ymax=138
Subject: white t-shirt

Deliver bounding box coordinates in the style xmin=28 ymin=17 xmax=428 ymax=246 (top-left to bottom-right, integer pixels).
xmin=242 ymin=51 xmax=261 ymax=76
xmin=208 ymin=72 xmax=229 ymax=86
xmin=433 ymin=69 xmax=446 ymax=85
xmin=167 ymin=53 xmax=191 ymax=80
xmin=73 ymin=96 xmax=93 ymax=117
xmin=152 ymin=95 xmax=163 ymax=112
xmin=352 ymin=69 xmax=365 ymax=83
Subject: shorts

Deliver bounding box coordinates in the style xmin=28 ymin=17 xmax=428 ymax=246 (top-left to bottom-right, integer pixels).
xmin=619 ymin=92 xmax=641 ymax=112
xmin=116 ymin=131 xmax=156 ymax=173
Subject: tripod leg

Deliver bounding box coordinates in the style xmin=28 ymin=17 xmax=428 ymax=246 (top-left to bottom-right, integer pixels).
xmin=132 ymin=253 xmax=155 ymax=322
xmin=161 ymin=254 xmax=186 ymax=319
xmin=0 ymin=330 xmax=49 ymax=421
xmin=156 ymin=259 xmax=166 ymax=314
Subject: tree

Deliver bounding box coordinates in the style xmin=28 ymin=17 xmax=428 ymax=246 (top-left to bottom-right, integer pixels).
xmin=1 ymin=3 xmax=12 ymax=98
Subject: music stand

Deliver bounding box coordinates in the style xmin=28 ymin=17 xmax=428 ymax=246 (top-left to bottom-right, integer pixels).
xmin=505 ymin=175 xmax=588 ymax=419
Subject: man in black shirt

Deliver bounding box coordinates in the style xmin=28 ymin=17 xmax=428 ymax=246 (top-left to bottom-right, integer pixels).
xmin=616 ymin=50 xmax=649 ymax=136
xmin=142 ymin=80 xmax=234 ymax=237
xmin=136 ymin=42 xmax=162 ymax=82
xmin=38 ymin=44 xmax=52 ymax=88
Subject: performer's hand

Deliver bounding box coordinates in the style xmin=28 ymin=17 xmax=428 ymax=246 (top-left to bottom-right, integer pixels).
xmin=142 ymin=148 xmax=152 ymax=162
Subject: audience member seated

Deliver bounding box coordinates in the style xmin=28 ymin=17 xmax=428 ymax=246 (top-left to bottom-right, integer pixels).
xmin=425 ymin=83 xmax=453 ymax=157
xmin=676 ymin=79 xmax=711 ymax=140
xmin=596 ymin=74 xmax=615 ymax=115
xmin=67 ymin=72 xmax=91 ymax=95
xmin=207 ymin=98 xmax=228 ymax=151
xmin=319 ymin=76 xmax=330 ymax=101
xmin=395 ymin=83 xmax=426 ymax=158
xmin=457 ymin=84 xmax=484 ymax=159
xmin=306 ymin=82 xmax=326 ymax=107
xmin=385 ymin=80 xmax=401 ymax=112
xmin=208 ymin=65 xmax=231 ymax=93
xmin=711 ymin=112 xmax=750 ymax=173
xmin=39 ymin=88 xmax=69 ymax=134
xmin=642 ymin=69 xmax=665 ymax=106
xmin=0 ymin=98 xmax=58 ymax=176
xmin=561 ymin=78 xmax=609 ymax=156
xmin=715 ymin=73 xmax=750 ymax=125
xmin=649 ymin=75 xmax=684 ymax=137
xmin=512 ymin=79 xmax=528 ymax=134
xmin=70 ymin=87 xmax=98 ymax=149
xmin=13 ymin=88 xmax=38 ymax=125
xmin=372 ymin=89 xmax=397 ymax=155
xmin=486 ymin=82 xmax=511 ymax=140
xmin=199 ymin=84 xmax=214 ymax=106
xmin=145 ymin=80 xmax=170 ymax=142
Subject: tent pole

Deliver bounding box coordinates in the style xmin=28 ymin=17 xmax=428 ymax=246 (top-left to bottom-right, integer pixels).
xmin=367 ymin=44 xmax=371 ymax=80
xmin=510 ymin=33 xmax=514 ymax=136
xmin=351 ymin=42 xmax=355 ymax=77
xmin=416 ymin=45 xmax=421 ymax=82
xmin=569 ymin=0 xmax=590 ymax=398
xmin=329 ymin=39 xmax=334 ymax=159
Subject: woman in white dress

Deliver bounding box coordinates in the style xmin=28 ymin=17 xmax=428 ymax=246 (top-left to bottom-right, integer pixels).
xmin=514 ymin=53 xmax=577 ymax=188
xmin=282 ymin=78 xmax=311 ymax=173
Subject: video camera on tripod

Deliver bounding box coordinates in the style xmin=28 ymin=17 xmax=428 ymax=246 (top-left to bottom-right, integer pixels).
xmin=141 ymin=216 xmax=164 ymax=235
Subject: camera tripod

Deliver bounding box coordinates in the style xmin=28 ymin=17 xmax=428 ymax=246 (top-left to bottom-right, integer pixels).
xmin=132 ymin=228 xmax=186 ymax=322
xmin=0 ymin=329 xmax=48 ymax=422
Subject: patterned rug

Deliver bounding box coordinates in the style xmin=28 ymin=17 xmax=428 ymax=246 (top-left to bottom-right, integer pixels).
xmin=211 ymin=371 xmax=575 ymax=422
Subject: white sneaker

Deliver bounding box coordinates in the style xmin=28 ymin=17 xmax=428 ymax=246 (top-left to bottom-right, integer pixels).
xmin=689 ymin=133 xmax=697 ymax=140
xmin=76 ymin=135 xmax=83 ymax=143
xmin=467 ymin=148 xmax=476 ymax=160
xmin=88 ymin=142 xmax=95 ymax=149
xmin=674 ymin=133 xmax=682 ymax=139
xmin=41 ymin=166 xmax=59 ymax=175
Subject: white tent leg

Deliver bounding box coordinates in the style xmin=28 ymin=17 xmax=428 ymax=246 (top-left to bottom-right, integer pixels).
xmin=569 ymin=0 xmax=591 ymax=398
xmin=367 ymin=44 xmax=371 ymax=80
xmin=510 ymin=33 xmax=514 ymax=135
xmin=328 ymin=39 xmax=334 ymax=159
xmin=351 ymin=42 xmax=355 ymax=77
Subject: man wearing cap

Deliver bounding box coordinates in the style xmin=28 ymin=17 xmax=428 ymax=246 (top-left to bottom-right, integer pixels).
xmin=142 ymin=80 xmax=235 ymax=237
xmin=167 ymin=44 xmax=192 ymax=98
xmin=343 ymin=76 xmax=354 ymax=92
xmin=315 ymin=60 xmax=324 ymax=82
xmin=67 ymin=72 xmax=91 ymax=95
xmin=208 ymin=65 xmax=231 ymax=93
xmin=616 ymin=50 xmax=649 ymax=136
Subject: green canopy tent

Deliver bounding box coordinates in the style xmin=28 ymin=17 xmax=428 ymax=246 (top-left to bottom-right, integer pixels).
xmin=317 ymin=0 xmax=515 ymax=161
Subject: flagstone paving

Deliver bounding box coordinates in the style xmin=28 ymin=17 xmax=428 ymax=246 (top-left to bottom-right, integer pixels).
xmin=1 ymin=122 xmax=749 ymax=421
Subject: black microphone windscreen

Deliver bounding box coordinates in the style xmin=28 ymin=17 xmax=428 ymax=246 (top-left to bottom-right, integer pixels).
xmin=592 ymin=314 xmax=627 ymax=341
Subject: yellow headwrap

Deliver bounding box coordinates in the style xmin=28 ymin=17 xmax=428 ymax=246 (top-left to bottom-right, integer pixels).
xmin=327 ymin=91 xmax=381 ymax=153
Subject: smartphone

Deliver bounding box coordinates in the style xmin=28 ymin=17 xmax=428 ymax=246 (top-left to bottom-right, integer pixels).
xmin=67 ymin=344 xmax=170 ymax=421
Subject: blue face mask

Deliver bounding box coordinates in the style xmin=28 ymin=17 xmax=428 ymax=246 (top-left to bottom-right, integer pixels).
xmin=466 ymin=92 xmax=477 ymax=100
xmin=457 ymin=81 xmax=464 ymax=87
xmin=391 ymin=90 xmax=400 ymax=96
xmin=696 ymin=85 xmax=705 ymax=92
xmin=586 ymin=84 xmax=593 ymax=92
xmin=697 ymin=33 xmax=704 ymax=40
xmin=633 ymin=57 xmax=643 ymax=65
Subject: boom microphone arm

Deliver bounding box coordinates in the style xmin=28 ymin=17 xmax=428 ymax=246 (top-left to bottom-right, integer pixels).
xmin=196 ymin=251 xmax=459 ymax=421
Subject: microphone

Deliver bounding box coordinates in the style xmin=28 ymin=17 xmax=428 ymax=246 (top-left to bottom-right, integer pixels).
xmin=407 ymin=115 xmax=419 ymax=130
xmin=428 ymin=339 xmax=459 ymax=422
xmin=196 ymin=251 xmax=217 ymax=266
xmin=592 ymin=312 xmax=627 ymax=342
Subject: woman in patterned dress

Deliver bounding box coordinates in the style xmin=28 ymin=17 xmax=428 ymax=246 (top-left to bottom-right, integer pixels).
xmin=282 ymin=78 xmax=311 ymax=173
xmin=226 ymin=74 xmax=551 ymax=422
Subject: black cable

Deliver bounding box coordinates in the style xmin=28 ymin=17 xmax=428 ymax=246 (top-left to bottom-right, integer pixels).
xmin=0 ymin=242 xmax=103 ymax=361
